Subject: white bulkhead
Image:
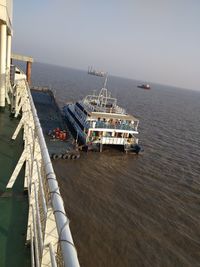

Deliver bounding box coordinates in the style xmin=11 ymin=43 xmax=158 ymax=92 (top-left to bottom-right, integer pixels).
xmin=0 ymin=0 xmax=13 ymax=108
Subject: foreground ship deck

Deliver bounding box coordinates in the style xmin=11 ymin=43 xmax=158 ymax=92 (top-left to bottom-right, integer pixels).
xmin=31 ymin=87 xmax=80 ymax=160
xmin=0 ymin=1 xmax=80 ymax=264
xmin=0 ymin=108 xmax=30 ymax=267
xmin=0 ymin=77 xmax=80 ymax=266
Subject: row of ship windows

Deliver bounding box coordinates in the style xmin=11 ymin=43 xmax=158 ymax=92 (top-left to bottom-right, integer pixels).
xmin=96 ymin=118 xmax=134 ymax=125
xmin=86 ymin=120 xmax=136 ymax=131
xmin=86 ymin=130 xmax=133 ymax=138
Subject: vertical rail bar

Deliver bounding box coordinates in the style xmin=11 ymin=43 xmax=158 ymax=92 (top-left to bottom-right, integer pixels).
xmin=31 ymin=204 xmax=40 ymax=267
xmin=35 ymin=160 xmax=47 ymax=215
xmin=30 ymin=225 xmax=35 ymax=267
xmin=49 ymin=243 xmax=58 ymax=267
xmin=34 ymin=182 xmax=44 ymax=256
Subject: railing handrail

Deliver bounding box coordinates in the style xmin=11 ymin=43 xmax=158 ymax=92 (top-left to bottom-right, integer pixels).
xmin=24 ymin=80 xmax=80 ymax=267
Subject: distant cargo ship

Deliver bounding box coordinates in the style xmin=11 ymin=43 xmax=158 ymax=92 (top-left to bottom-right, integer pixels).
xmin=88 ymin=66 xmax=106 ymax=77
xmin=137 ymin=84 xmax=151 ymax=89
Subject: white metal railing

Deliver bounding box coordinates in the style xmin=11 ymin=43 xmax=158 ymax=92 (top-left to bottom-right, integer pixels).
xmin=6 ymin=78 xmax=80 ymax=267
xmin=87 ymin=121 xmax=138 ymax=132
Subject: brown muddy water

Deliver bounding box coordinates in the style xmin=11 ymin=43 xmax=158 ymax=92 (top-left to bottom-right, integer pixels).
xmin=32 ymin=62 xmax=200 ymax=267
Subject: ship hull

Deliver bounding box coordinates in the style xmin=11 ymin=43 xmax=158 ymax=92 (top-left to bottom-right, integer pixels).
xmin=63 ymin=106 xmax=87 ymax=145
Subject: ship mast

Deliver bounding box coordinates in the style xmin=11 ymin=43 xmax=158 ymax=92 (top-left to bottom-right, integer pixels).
xmin=103 ymin=72 xmax=108 ymax=88
xmin=98 ymin=73 xmax=109 ymax=107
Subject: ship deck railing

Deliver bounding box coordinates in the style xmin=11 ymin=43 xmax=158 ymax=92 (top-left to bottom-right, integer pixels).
xmin=83 ymin=99 xmax=126 ymax=114
xmin=7 ymin=78 xmax=80 ymax=267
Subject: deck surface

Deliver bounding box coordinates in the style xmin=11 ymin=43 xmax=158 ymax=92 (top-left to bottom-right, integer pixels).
xmin=31 ymin=89 xmax=76 ymax=156
xmin=0 ymin=108 xmax=30 ymax=267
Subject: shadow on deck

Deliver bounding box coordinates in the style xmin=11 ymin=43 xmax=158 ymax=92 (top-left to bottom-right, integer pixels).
xmin=0 ymin=107 xmax=30 ymax=267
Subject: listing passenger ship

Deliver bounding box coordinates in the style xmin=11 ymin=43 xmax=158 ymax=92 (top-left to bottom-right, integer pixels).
xmin=63 ymin=80 xmax=141 ymax=153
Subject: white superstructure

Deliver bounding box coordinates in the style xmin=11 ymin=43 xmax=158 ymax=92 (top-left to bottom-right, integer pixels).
xmin=63 ymin=84 xmax=141 ymax=153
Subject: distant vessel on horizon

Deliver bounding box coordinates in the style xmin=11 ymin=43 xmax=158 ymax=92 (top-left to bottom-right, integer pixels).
xmin=88 ymin=66 xmax=106 ymax=77
xmin=137 ymin=84 xmax=151 ymax=90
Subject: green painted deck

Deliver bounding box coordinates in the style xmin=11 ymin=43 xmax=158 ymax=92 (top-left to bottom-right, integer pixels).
xmin=0 ymin=108 xmax=31 ymax=267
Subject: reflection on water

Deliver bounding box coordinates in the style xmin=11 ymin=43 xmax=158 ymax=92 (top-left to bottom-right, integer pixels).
xmin=32 ymin=63 xmax=200 ymax=267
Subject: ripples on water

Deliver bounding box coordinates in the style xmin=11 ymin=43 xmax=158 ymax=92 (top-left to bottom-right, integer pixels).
xmin=32 ymin=63 xmax=200 ymax=267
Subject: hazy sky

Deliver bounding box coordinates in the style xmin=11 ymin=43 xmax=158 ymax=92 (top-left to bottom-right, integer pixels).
xmin=12 ymin=0 xmax=200 ymax=90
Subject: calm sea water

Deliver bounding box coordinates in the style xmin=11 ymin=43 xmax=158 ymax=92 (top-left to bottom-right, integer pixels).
xmin=32 ymin=62 xmax=200 ymax=267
